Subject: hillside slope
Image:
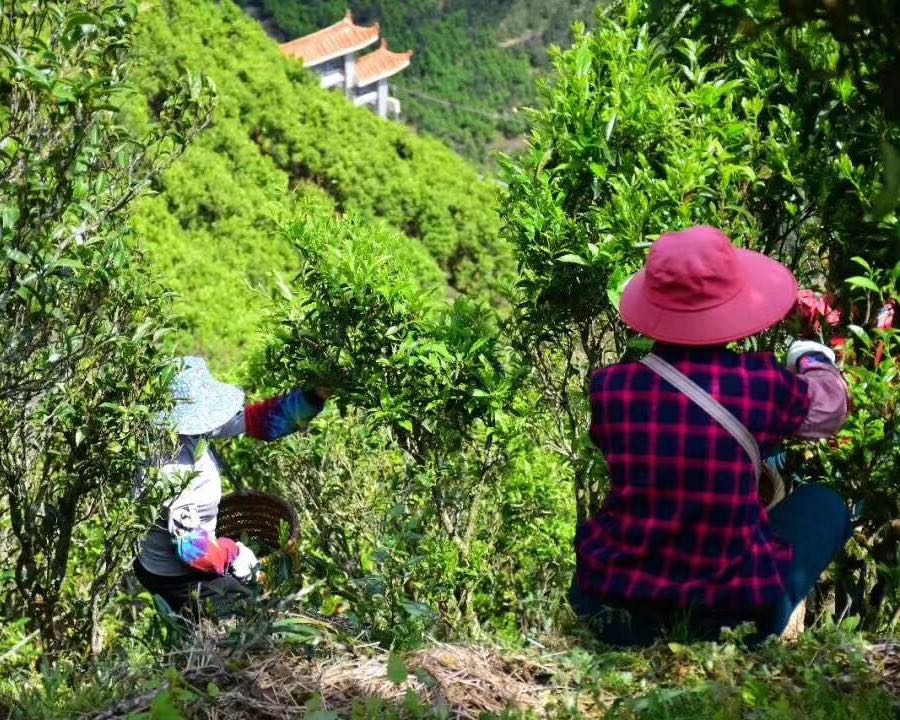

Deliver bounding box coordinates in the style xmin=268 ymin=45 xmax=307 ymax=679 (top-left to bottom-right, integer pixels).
xmin=128 ymin=0 xmax=510 ymax=367
xmin=244 ymin=0 xmax=597 ymax=162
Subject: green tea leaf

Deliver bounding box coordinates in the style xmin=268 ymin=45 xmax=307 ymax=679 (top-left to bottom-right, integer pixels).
xmin=5 ymin=248 xmax=29 ymax=265
xmin=149 ymin=691 xmax=185 ymax=720
xmin=847 ymin=325 xmax=873 ymax=348
xmin=845 ymin=276 xmax=881 ymax=294
xmin=556 ymin=253 xmax=588 ymax=266
xmin=386 ymin=652 xmax=408 ymax=684
xmin=871 ymin=140 xmax=900 ymax=219
xmin=307 ymin=711 xmax=338 ymax=720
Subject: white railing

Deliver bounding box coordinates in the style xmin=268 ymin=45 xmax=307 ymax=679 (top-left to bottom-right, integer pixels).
xmin=353 ymin=90 xmax=378 ymax=107
xmin=319 ymin=70 xmax=345 ymax=89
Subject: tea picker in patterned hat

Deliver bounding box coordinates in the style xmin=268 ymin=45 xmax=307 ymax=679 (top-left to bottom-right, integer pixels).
xmin=572 ymin=226 xmax=851 ymax=645
xmin=134 ymin=357 xmax=330 ymax=615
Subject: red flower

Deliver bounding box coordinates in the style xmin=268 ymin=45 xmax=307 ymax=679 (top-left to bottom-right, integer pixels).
xmin=830 ymin=335 xmax=846 ymax=365
xmin=795 ymin=290 xmax=843 ymax=334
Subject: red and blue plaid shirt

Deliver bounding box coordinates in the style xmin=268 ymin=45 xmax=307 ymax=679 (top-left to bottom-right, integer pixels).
xmin=576 ymin=344 xmax=811 ymax=611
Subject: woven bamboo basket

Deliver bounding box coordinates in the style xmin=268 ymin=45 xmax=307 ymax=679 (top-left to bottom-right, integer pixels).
xmin=216 ymin=490 xmax=299 ymax=558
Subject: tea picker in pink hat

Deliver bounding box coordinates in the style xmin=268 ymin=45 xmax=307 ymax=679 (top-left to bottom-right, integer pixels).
xmin=572 ymin=226 xmax=851 ymax=645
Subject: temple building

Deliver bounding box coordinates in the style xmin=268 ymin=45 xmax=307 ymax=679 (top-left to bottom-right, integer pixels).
xmin=279 ymin=11 xmax=412 ymax=120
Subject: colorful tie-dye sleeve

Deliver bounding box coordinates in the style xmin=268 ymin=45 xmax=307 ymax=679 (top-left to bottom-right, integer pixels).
xmin=175 ymin=528 xmax=240 ymax=575
xmin=243 ymin=389 xmax=326 ymax=442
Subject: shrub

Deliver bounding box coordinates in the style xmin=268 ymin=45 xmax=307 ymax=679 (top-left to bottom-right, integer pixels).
xmin=259 ymin=213 xmax=518 ymax=633
xmin=0 ymin=0 xmax=212 ymax=658
xmin=228 ymin=212 xmax=573 ymax=642
xmin=500 ymin=9 xmax=786 ymax=523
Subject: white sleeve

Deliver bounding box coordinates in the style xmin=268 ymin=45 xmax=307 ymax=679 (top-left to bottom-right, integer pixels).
xmin=162 ymin=461 xmax=203 ymax=537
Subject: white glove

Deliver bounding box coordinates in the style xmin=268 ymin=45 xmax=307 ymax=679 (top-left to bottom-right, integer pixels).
xmin=230 ymin=542 xmax=260 ymax=584
xmin=785 ymin=340 xmax=836 ymax=373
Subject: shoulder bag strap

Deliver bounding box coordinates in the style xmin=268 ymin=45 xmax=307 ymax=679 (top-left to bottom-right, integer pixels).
xmin=640 ymin=354 xmax=762 ymax=479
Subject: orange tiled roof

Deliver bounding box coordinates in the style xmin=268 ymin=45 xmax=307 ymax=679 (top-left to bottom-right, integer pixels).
xmin=280 ymin=10 xmax=379 ymax=67
xmin=356 ymin=41 xmax=413 ymax=86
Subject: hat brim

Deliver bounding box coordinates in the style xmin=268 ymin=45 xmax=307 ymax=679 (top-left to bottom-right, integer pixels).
xmin=619 ymin=249 xmax=798 ymax=346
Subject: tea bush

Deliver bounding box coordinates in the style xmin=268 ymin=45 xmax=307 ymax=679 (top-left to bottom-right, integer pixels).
xmin=501 ymin=9 xmax=792 ymax=523
xmin=228 ymin=211 xmax=573 ymax=643
xmin=0 ymin=0 xmax=211 ymax=658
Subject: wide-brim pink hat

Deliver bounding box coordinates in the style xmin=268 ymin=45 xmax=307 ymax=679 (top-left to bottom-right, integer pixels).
xmin=620 ymin=226 xmax=798 ymax=346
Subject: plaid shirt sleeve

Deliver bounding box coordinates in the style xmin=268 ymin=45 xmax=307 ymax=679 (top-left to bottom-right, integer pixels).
xmin=767 ymin=364 xmax=811 ymax=448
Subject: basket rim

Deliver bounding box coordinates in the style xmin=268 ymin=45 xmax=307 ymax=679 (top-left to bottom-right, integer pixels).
xmin=218 ymin=490 xmax=300 ymax=545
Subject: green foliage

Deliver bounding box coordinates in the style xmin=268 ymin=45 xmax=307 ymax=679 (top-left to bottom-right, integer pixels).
xmin=0 ymin=0 xmax=211 ymax=657
xmin=646 ymin=0 xmax=900 ymax=270
xmin=129 ymin=0 xmax=511 ymax=367
xmin=224 ymin=212 xmax=572 ymax=643
xmin=386 ymin=651 xmax=407 ymax=684
xmin=495 ymin=0 xmax=600 ymax=67
xmin=257 ymin=213 xmax=443 ymax=402
xmin=501 ymin=11 xmax=787 ymax=522
xmin=257 ymin=212 xmax=522 ymax=636
xmin=687 ymin=0 xmax=900 ymax=132
xmin=564 ymin=625 xmax=896 ymax=720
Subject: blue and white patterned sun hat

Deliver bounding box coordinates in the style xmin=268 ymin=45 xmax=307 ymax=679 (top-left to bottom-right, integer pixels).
xmin=165 ymin=357 xmax=245 ymax=436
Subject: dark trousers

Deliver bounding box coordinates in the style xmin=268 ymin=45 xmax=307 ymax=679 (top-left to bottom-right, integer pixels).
xmin=570 ymin=484 xmax=852 ymax=646
xmin=133 ymin=558 xmax=252 ymax=617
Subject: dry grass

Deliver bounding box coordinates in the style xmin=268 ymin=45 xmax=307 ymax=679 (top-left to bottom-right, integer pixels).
xmin=89 ymin=612 xmax=900 ymax=719
xmin=224 ymin=643 xmax=569 ymax=719
xmin=90 ymin=613 xmax=583 ymax=719
xmin=868 ymin=640 xmax=900 ymax=698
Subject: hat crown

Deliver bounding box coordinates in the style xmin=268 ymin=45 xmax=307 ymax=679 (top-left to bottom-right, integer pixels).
xmin=644 ymin=227 xmax=744 ymax=311
xmin=171 ymin=356 xmax=208 ymax=402
xmin=165 ymin=356 xmax=245 ymax=436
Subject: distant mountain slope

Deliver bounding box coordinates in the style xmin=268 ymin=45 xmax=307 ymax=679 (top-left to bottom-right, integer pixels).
xmin=496 ymin=0 xmax=597 ymax=65
xmin=128 ymin=0 xmax=510 ymax=367
xmin=243 ymin=1 xmax=595 ymax=163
